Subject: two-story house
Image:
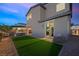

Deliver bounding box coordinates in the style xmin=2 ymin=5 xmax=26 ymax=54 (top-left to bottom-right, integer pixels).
xmin=26 ymin=3 xmax=72 ymax=43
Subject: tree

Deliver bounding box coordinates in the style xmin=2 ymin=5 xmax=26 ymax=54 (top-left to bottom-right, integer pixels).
xmin=0 ymin=24 xmax=12 ymax=32
xmin=71 ymin=23 xmax=74 ymax=26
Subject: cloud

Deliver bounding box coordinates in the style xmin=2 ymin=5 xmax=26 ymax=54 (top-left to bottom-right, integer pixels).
xmin=73 ymin=8 xmax=79 ymax=12
xmin=0 ymin=3 xmax=37 ymax=25
xmin=0 ymin=6 xmax=18 ymax=13
xmin=17 ymin=3 xmax=37 ymax=8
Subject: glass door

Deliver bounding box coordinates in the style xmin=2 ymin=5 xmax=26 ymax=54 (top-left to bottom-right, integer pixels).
xmin=46 ymin=20 xmax=54 ymax=38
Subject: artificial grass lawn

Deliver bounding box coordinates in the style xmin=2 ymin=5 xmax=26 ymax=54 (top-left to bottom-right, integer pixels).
xmin=13 ymin=36 xmax=62 ymax=56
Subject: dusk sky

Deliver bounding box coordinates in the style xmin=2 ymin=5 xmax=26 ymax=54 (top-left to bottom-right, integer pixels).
xmin=0 ymin=3 xmax=36 ymax=25
xmin=72 ymin=3 xmax=79 ymax=25
xmin=0 ymin=3 xmax=79 ymax=25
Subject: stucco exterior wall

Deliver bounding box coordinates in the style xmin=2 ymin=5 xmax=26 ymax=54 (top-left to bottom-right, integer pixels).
xmin=27 ymin=3 xmax=71 ymax=42
xmin=27 ymin=6 xmax=46 ymax=38
xmin=44 ymin=3 xmax=71 ymax=37
xmin=45 ymin=3 xmax=70 ymax=19
xmin=45 ymin=3 xmax=56 ymax=19
xmin=54 ymin=16 xmax=71 ymax=37
xmin=44 ymin=3 xmax=71 ymax=43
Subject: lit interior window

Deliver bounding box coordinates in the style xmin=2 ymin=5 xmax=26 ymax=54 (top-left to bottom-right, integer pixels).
xmin=17 ymin=28 xmax=21 ymax=30
xmin=27 ymin=13 xmax=32 ymax=20
xmin=56 ymin=3 xmax=65 ymax=12
xmin=47 ymin=21 xmax=50 ymax=27
xmin=29 ymin=13 xmax=32 ymax=19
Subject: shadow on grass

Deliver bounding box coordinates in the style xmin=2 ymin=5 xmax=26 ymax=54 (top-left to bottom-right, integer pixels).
xmin=12 ymin=36 xmax=36 ymax=41
xmin=49 ymin=43 xmax=62 ymax=56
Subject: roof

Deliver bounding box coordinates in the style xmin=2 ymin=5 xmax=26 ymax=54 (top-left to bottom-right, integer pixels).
xmin=71 ymin=25 xmax=79 ymax=29
xmin=11 ymin=23 xmax=26 ymax=27
xmin=15 ymin=23 xmax=26 ymax=26
xmin=38 ymin=11 xmax=71 ymax=23
xmin=71 ymin=26 xmax=79 ymax=29
xmin=26 ymin=3 xmax=47 ymax=16
xmin=11 ymin=26 xmax=26 ymax=27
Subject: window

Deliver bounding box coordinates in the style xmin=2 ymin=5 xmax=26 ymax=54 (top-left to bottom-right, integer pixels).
xmin=56 ymin=3 xmax=65 ymax=12
xmin=29 ymin=30 xmax=32 ymax=34
xmin=47 ymin=21 xmax=50 ymax=27
xmin=46 ymin=21 xmax=54 ymax=36
xmin=27 ymin=27 xmax=32 ymax=35
xmin=27 ymin=13 xmax=32 ymax=20
xmin=74 ymin=30 xmax=76 ymax=34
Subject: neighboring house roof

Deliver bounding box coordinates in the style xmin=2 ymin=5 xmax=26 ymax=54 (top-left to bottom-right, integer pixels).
xmin=11 ymin=26 xmax=26 ymax=27
xmin=11 ymin=23 xmax=26 ymax=27
xmin=26 ymin=3 xmax=47 ymax=16
xmin=71 ymin=25 xmax=79 ymax=29
xmin=15 ymin=23 xmax=26 ymax=26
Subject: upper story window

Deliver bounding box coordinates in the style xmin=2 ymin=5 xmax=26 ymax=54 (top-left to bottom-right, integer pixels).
xmin=56 ymin=3 xmax=65 ymax=12
xmin=27 ymin=13 xmax=32 ymax=20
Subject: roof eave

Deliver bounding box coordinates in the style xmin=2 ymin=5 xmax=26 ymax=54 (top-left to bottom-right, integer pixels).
xmin=25 ymin=3 xmax=47 ymax=16
xmin=38 ymin=11 xmax=71 ymax=23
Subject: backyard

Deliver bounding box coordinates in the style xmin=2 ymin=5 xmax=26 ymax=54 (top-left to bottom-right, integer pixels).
xmin=13 ymin=36 xmax=62 ymax=56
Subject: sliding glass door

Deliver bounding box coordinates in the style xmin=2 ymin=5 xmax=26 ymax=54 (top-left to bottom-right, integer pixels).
xmin=46 ymin=20 xmax=54 ymax=38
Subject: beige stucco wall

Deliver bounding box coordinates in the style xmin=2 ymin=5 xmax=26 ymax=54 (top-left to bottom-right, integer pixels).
xmin=45 ymin=3 xmax=56 ymax=19
xmin=45 ymin=3 xmax=70 ymax=19
xmin=27 ymin=6 xmax=46 ymax=38
xmin=45 ymin=3 xmax=71 ymax=38
xmin=54 ymin=16 xmax=71 ymax=37
xmin=27 ymin=3 xmax=71 ymax=39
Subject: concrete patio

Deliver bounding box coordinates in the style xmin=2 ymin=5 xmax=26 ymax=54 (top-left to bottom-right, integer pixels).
xmin=59 ymin=36 xmax=79 ymax=56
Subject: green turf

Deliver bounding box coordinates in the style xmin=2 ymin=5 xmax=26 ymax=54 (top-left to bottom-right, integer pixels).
xmin=13 ymin=36 xmax=62 ymax=56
